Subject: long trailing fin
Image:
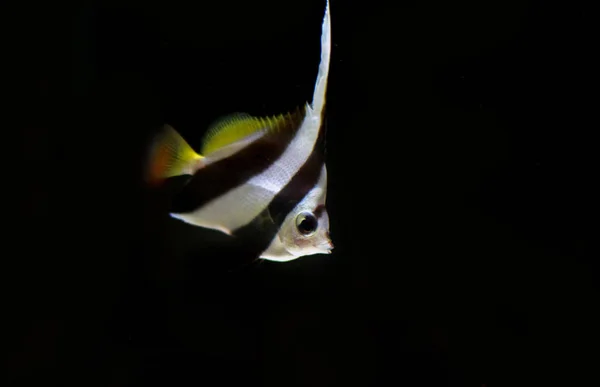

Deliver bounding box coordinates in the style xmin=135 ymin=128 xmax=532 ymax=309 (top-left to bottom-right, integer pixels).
xmin=310 ymin=0 xmax=331 ymax=117
xmin=146 ymin=125 xmax=204 ymax=186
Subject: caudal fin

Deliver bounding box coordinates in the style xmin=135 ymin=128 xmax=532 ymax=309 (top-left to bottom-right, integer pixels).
xmin=146 ymin=124 xmax=204 ymax=186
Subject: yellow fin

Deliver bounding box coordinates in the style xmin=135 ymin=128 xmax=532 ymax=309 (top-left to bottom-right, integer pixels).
xmin=146 ymin=125 xmax=204 ymax=186
xmin=200 ymin=109 xmax=305 ymax=156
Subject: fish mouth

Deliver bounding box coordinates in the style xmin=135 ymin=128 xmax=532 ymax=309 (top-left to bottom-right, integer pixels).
xmin=325 ymin=232 xmax=333 ymax=250
xmin=321 ymin=239 xmax=334 ymax=254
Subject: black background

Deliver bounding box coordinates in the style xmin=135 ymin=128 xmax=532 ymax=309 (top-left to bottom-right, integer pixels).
xmin=9 ymin=0 xmax=598 ymax=386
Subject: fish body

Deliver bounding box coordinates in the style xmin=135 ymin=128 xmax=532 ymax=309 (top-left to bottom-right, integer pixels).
xmin=147 ymin=1 xmax=332 ymax=262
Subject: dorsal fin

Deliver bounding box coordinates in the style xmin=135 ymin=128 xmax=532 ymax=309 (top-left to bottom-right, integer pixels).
xmin=200 ymin=112 xmax=255 ymax=156
xmin=200 ymin=107 xmax=306 ymax=156
xmin=310 ymin=0 xmax=331 ymax=117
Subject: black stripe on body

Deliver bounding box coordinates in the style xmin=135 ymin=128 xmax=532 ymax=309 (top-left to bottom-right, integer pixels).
xmin=170 ymin=107 xmax=305 ymax=214
xmin=267 ymin=118 xmax=326 ymax=228
xmin=232 ymin=117 xmax=327 ymax=256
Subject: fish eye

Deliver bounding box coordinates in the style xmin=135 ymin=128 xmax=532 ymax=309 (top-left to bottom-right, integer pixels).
xmin=295 ymin=212 xmax=318 ymax=236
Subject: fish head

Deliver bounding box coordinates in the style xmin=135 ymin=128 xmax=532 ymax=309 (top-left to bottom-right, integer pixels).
xmin=260 ymin=164 xmax=333 ymax=262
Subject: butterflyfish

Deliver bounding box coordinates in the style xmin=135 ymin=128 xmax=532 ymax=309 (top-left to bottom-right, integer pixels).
xmin=146 ymin=0 xmax=333 ymax=262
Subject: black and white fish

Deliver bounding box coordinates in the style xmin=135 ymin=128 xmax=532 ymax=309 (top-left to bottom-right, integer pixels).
xmin=146 ymin=0 xmax=332 ymax=262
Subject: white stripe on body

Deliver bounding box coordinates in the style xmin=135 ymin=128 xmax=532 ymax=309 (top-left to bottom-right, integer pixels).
xmin=171 ymin=107 xmax=321 ymax=234
xmin=171 ymin=1 xmax=331 ymax=235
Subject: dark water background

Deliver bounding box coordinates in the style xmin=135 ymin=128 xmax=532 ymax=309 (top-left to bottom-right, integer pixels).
xmin=8 ymin=0 xmax=598 ymax=386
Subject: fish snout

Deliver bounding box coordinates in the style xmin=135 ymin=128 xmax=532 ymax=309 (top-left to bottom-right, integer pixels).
xmin=323 ymin=236 xmax=334 ymax=253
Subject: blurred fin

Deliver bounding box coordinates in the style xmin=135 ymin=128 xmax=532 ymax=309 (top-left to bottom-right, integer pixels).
xmin=147 ymin=124 xmax=204 ymax=186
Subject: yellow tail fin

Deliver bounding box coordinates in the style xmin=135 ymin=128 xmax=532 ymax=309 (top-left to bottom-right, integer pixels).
xmin=146 ymin=125 xmax=204 ymax=186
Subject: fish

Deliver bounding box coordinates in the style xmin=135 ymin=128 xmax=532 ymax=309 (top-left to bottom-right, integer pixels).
xmin=146 ymin=0 xmax=332 ymax=262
